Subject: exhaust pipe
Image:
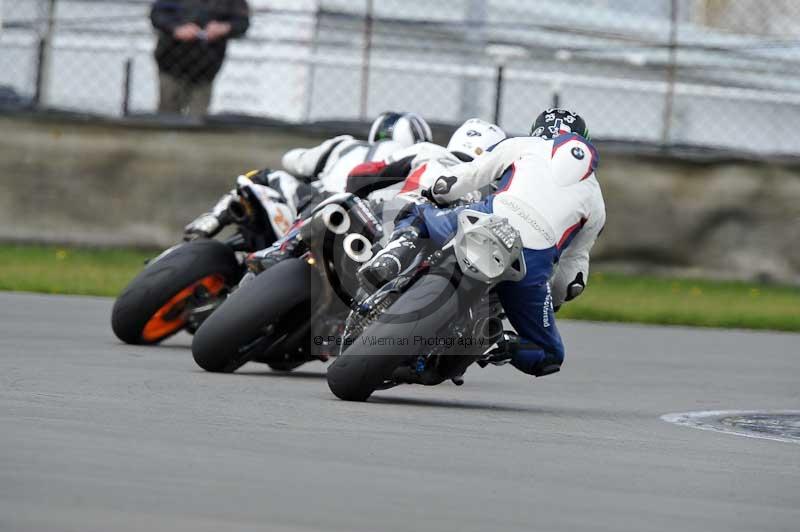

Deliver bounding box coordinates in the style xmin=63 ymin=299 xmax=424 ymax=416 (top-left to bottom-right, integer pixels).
xmin=321 ymin=204 xmax=351 ymax=235
xmin=343 ymin=234 xmax=373 ymax=263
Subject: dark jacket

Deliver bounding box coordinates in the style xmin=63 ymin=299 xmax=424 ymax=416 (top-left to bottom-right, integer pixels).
xmin=151 ymin=0 xmax=250 ymax=83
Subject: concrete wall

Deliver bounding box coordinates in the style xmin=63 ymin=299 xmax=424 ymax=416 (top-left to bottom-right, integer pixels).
xmin=597 ymin=155 xmax=800 ymax=283
xmin=0 ymin=114 xmax=326 ymax=247
xmin=1 ymin=114 xmax=799 ymax=283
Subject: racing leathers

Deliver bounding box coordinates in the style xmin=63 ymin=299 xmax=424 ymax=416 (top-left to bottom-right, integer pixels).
xmin=184 ymin=168 xmax=320 ymax=242
xmin=384 ymin=133 xmax=606 ymax=377
xmin=282 ymin=135 xmax=409 ymax=194
xmin=345 ymin=142 xmax=466 ymax=198
xmin=227 ymin=135 xmax=417 ymax=269
xmin=345 ymin=142 xmax=489 ymax=236
xmin=186 ymin=135 xmax=409 ymax=242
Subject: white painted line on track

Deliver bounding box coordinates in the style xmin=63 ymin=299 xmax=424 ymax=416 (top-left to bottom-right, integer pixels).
xmin=661 ymin=410 xmax=800 ymax=444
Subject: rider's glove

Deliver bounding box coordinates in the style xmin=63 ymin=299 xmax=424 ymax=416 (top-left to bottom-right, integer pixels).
xmin=183 ymin=213 xmax=221 ymax=241
xmin=183 ymin=190 xmax=239 ymax=241
xmin=421 ymin=175 xmax=458 ymax=207
xmin=565 ymin=272 xmax=586 ymax=302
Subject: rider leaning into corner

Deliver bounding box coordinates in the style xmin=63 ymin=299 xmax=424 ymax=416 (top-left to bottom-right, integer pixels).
xmin=183 ymin=111 xmax=433 ymax=241
xmin=282 ymin=111 xmax=432 ymax=193
xmin=343 ymin=118 xmax=507 ymax=234
xmin=345 ymin=118 xmax=507 ymax=200
xmin=360 ymin=108 xmax=607 ymax=378
xmin=246 ymin=118 xmax=508 ymax=273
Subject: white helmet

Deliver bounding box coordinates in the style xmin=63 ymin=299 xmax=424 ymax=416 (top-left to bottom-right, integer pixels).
xmin=368 ymin=112 xmax=433 ymax=148
xmin=447 ymin=119 xmax=506 ymax=161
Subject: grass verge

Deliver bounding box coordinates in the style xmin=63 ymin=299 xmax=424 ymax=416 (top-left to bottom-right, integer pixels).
xmin=0 ymin=244 xmax=798 ymax=332
xmin=558 ymin=272 xmax=800 ymax=332
xmin=0 ymin=245 xmax=154 ymax=298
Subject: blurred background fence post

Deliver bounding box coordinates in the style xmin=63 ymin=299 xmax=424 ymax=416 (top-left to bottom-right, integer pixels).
xmin=33 ymin=0 xmax=57 ymax=109
xmin=122 ymin=57 xmax=133 ymax=116
xmin=493 ymin=63 xmax=504 ymax=126
xmin=359 ymin=0 xmax=374 ymax=121
xmin=661 ymin=0 xmax=679 ymax=147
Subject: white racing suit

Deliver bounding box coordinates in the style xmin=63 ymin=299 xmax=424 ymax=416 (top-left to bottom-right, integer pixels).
xmin=344 ymin=142 xmax=483 ymax=234
xmin=345 ymin=142 xmax=464 ymax=197
xmin=188 ymin=136 xmax=408 ymax=240
xmin=395 ymin=133 xmax=606 ymax=376
xmin=283 ymin=135 xmax=408 ymax=193
xmin=185 ymin=168 xmax=313 ymax=241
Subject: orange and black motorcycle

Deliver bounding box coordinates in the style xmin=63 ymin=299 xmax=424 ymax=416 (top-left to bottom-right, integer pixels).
xmin=111 ymin=178 xmax=295 ymax=345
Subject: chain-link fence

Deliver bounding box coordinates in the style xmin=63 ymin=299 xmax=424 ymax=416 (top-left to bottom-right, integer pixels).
xmin=1 ymin=0 xmax=800 ymax=155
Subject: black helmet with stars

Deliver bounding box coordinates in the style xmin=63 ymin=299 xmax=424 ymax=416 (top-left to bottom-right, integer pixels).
xmin=530 ymin=108 xmax=590 ymax=140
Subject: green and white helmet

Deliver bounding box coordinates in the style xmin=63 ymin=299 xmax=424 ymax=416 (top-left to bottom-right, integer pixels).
xmin=368 ymin=112 xmax=433 ymax=147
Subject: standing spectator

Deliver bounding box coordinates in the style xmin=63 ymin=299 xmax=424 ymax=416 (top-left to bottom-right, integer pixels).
xmin=150 ymin=0 xmax=250 ymax=117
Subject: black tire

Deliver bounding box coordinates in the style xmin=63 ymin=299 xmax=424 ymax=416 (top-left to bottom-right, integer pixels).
xmin=327 ymin=273 xmax=461 ymax=402
xmin=111 ymin=240 xmax=240 ymax=345
xmin=267 ymin=360 xmax=308 ymax=372
xmin=191 ymin=258 xmax=317 ymax=373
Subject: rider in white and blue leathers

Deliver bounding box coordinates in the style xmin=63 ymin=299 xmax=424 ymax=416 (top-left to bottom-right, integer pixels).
xmin=361 ymin=109 xmax=606 ymax=378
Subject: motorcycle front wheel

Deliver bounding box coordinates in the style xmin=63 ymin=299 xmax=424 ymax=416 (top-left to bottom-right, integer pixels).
xmin=111 ymin=240 xmax=241 ymax=345
xmin=191 ymin=258 xmax=318 ymax=373
xmin=326 ymin=272 xmax=461 ymax=402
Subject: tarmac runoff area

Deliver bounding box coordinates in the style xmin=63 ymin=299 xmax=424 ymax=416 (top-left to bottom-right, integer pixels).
xmin=0 ymin=292 xmax=798 ymax=532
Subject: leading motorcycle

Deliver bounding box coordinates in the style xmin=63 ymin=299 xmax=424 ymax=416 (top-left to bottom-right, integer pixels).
xmin=327 ymin=210 xmax=527 ymax=401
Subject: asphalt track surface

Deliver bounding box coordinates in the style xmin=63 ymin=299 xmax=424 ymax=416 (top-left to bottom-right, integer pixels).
xmin=1 ymin=292 xmax=798 ymax=532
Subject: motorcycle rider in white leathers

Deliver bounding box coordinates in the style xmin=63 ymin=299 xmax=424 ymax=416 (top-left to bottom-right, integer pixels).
xmin=246 ymin=118 xmax=505 ymax=273
xmin=345 ymin=118 xmax=507 ymax=200
xmin=361 ymin=109 xmax=606 ymax=378
xmin=344 ymin=118 xmax=507 ymax=233
xmin=282 ymin=112 xmax=432 ymax=193
xmin=184 ymin=112 xmax=433 ymax=241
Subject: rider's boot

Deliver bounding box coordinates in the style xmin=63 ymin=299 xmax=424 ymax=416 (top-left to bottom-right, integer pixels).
xmin=246 ymin=234 xmax=303 ymax=274
xmin=358 ymin=228 xmax=420 ymax=289
xmin=478 ymin=332 xmax=519 ymax=368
